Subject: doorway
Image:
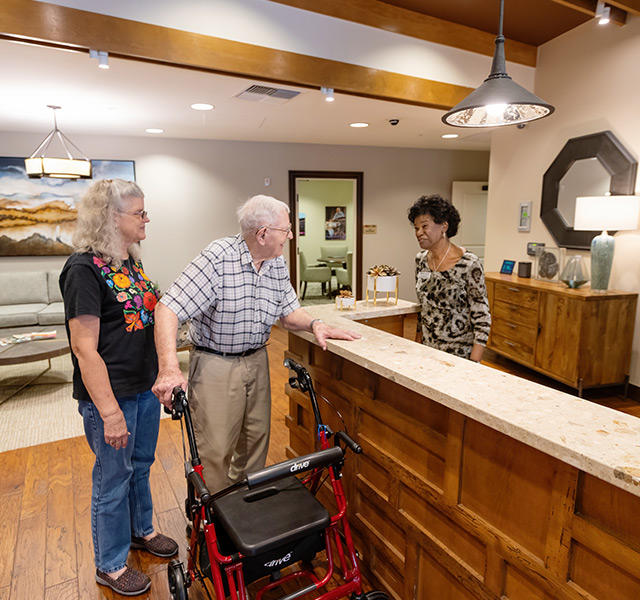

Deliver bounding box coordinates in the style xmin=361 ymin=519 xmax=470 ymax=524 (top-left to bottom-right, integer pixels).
xmin=288 ymin=171 xmax=364 ymax=300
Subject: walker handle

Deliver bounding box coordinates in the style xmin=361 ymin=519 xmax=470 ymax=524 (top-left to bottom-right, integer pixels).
xmin=335 ymin=431 xmax=362 ymax=454
xmin=246 ymin=446 xmax=344 ymax=489
xmin=188 ymin=470 xmax=211 ymax=505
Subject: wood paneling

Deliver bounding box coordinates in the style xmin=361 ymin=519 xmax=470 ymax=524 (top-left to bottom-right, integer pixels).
xmin=286 ymin=324 xmax=640 ymax=599
xmin=270 ymin=0 xmax=538 ymax=66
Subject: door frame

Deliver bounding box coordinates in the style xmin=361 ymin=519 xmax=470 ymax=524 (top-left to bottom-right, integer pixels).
xmin=288 ymin=170 xmax=364 ymax=299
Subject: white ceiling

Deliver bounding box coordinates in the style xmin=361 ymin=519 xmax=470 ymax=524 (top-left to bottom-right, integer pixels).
xmin=0 ymin=39 xmax=493 ymax=152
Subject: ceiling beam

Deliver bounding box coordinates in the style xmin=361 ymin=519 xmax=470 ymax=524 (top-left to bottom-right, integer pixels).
xmin=268 ymin=0 xmax=537 ymax=67
xmin=550 ymin=0 xmax=628 ymax=25
xmin=0 ymin=0 xmax=474 ymax=112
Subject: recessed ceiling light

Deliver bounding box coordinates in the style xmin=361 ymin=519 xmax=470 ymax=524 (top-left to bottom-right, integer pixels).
xmin=349 ymin=122 xmax=369 ymax=128
xmin=191 ymin=103 xmax=214 ymax=111
xmin=442 ymin=133 xmax=459 ymax=139
xmin=145 ymin=128 xmax=164 ymax=134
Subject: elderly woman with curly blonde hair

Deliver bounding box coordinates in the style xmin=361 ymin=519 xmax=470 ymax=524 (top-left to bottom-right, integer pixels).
xmin=60 ymin=179 xmax=177 ymax=596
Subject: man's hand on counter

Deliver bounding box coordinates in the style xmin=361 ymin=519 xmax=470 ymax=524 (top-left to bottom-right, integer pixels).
xmin=310 ymin=319 xmax=361 ymax=351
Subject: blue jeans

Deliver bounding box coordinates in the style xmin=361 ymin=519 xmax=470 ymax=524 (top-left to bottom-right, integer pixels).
xmin=79 ymin=389 xmax=161 ymax=573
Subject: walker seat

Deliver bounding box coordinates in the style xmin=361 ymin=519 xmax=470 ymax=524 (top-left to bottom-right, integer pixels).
xmin=212 ymin=475 xmax=330 ymax=556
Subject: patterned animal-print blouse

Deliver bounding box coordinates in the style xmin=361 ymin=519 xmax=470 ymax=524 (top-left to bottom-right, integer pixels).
xmin=415 ymin=250 xmax=491 ymax=359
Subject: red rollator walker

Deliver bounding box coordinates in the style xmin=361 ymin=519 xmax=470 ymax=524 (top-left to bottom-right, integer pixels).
xmin=166 ymin=357 xmax=389 ymax=600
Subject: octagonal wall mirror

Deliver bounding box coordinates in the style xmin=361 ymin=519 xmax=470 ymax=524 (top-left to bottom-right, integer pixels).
xmin=541 ymin=130 xmax=638 ymax=249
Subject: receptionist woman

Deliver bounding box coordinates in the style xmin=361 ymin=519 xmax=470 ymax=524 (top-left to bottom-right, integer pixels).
xmin=408 ymin=194 xmax=491 ymax=362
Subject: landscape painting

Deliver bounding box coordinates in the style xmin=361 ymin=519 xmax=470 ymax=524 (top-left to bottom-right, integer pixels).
xmin=0 ymin=158 xmax=136 ymax=256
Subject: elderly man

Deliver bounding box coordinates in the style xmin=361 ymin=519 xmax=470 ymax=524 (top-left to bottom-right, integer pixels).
xmin=152 ymin=194 xmax=360 ymax=492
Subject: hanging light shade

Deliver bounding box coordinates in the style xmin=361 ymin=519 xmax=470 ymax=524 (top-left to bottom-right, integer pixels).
xmin=25 ymin=105 xmax=92 ymax=179
xmin=442 ymin=0 xmax=554 ymax=128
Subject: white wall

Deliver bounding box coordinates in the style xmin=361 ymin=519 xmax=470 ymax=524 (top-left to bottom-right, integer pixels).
xmin=0 ymin=132 xmax=489 ymax=300
xmin=485 ymin=16 xmax=640 ymax=384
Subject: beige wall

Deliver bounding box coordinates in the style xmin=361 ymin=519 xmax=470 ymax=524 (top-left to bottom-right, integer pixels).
xmin=0 ymin=132 xmax=489 ymax=300
xmin=485 ymin=17 xmax=640 ymax=384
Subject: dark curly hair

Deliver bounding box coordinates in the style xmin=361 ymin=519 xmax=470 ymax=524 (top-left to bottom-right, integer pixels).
xmin=407 ymin=194 xmax=460 ymax=238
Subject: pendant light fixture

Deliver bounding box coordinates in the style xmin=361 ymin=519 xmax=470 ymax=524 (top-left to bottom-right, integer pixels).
xmin=442 ymin=0 xmax=554 ymax=128
xmin=25 ymin=105 xmax=92 ymax=179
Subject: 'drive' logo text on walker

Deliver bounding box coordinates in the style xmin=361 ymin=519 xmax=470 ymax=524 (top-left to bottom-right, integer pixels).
xmin=290 ymin=460 xmax=309 ymax=473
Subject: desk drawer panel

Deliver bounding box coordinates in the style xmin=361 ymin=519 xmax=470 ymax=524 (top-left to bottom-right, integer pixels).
xmin=494 ymin=283 xmax=539 ymax=310
xmin=492 ymin=319 xmax=537 ymax=346
xmin=490 ymin=332 xmax=534 ymax=364
xmin=493 ymin=300 xmax=538 ymax=330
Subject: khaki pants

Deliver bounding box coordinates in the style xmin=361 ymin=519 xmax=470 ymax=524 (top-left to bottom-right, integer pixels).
xmin=188 ymin=347 xmax=271 ymax=493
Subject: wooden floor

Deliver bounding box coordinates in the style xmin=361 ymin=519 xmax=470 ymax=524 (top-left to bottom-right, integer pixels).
xmin=1 ymin=322 xmax=638 ymax=600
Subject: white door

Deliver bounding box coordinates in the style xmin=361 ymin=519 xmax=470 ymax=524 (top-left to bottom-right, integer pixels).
xmin=451 ymin=181 xmax=488 ymax=263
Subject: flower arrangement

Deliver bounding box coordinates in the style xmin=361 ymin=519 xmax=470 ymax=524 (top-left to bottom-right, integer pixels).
xmin=367 ymin=264 xmax=400 ymax=277
xmin=338 ymin=289 xmax=353 ymax=297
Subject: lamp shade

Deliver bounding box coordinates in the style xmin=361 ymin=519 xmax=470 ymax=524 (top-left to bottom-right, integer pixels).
xmin=25 ymin=157 xmax=92 ymax=179
xmin=574 ymin=196 xmax=640 ymax=232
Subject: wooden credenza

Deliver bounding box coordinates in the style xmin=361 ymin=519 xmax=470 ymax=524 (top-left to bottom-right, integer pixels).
xmin=485 ymin=273 xmax=638 ymax=394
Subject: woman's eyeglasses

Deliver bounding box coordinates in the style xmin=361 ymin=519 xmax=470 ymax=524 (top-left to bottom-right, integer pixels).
xmin=120 ymin=209 xmax=148 ymax=219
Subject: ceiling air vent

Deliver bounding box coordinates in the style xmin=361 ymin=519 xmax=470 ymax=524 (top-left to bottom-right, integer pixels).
xmin=235 ymin=85 xmax=300 ymax=104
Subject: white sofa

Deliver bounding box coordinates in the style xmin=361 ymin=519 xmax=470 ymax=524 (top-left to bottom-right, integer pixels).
xmin=0 ymin=270 xmax=65 ymax=327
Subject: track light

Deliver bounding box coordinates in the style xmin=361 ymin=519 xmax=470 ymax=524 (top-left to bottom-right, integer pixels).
xmin=596 ymin=2 xmax=611 ymax=25
xmin=25 ymin=106 xmax=92 ymax=179
xmin=89 ymin=49 xmax=109 ymax=69
xmin=321 ymin=87 xmax=334 ymax=102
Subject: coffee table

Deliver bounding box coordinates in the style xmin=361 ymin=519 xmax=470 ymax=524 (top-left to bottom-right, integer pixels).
xmin=0 ymin=325 xmax=70 ymax=405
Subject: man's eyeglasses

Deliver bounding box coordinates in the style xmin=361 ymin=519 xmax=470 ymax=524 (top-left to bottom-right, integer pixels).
xmin=259 ymin=225 xmax=292 ymax=234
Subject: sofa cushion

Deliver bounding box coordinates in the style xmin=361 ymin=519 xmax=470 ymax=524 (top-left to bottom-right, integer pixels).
xmin=37 ymin=302 xmax=65 ymax=326
xmin=0 ymin=303 xmax=47 ymax=327
xmin=47 ymin=270 xmax=63 ymax=303
xmin=0 ymin=271 xmax=48 ymax=306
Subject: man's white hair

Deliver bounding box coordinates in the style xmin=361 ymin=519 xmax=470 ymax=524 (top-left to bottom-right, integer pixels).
xmin=237 ymin=195 xmax=290 ymax=235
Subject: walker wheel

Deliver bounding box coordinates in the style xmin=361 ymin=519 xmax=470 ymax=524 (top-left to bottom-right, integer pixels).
xmin=168 ymin=559 xmax=188 ymax=600
xmin=363 ymin=592 xmax=389 ymax=600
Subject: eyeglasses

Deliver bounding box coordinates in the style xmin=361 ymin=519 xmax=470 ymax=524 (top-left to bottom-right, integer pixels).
xmin=259 ymin=225 xmax=292 ymax=235
xmin=121 ymin=209 xmax=148 ymax=219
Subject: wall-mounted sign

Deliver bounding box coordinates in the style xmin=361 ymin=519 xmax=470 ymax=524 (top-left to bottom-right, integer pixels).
xmin=363 ymin=224 xmax=377 ymax=234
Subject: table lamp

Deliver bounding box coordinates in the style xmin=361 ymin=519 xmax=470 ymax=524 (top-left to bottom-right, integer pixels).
xmin=574 ymin=195 xmax=640 ymax=291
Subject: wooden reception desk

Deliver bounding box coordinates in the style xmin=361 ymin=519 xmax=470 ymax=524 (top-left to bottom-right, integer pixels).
xmin=283 ymin=299 xmax=640 ymax=600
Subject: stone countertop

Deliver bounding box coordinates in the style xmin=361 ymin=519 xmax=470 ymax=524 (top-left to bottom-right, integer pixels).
xmin=289 ymin=299 xmax=640 ymax=498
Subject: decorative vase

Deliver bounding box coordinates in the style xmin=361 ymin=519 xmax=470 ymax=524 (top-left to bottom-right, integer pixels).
xmin=590 ymin=231 xmax=615 ymax=291
xmin=367 ymin=275 xmax=398 ymax=292
xmin=335 ymin=296 xmax=356 ymax=310
xmin=560 ymin=255 xmax=589 ymax=289
xmin=366 ymin=275 xmax=398 ymax=305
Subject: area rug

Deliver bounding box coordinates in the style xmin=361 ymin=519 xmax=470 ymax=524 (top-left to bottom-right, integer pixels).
xmin=0 ymin=352 xmax=190 ymax=453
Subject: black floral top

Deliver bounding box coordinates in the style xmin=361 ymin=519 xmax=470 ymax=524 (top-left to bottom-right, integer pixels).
xmin=415 ymin=250 xmax=491 ymax=359
xmin=60 ymin=252 xmax=160 ymax=402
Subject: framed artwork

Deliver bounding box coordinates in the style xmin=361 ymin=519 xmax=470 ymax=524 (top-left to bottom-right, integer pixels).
xmin=0 ymin=158 xmax=136 ymax=256
xmin=325 ymin=206 xmax=346 ymax=240
xmin=299 ymin=212 xmax=306 ymax=236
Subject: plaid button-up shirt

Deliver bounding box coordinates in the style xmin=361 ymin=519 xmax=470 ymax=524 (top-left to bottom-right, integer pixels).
xmin=161 ymin=234 xmax=299 ymax=353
